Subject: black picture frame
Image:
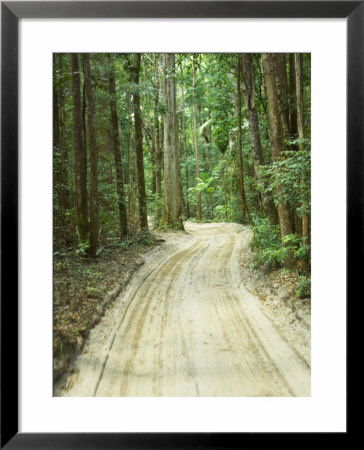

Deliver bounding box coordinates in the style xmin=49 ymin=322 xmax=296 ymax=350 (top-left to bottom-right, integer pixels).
xmin=1 ymin=1 xmax=356 ymax=448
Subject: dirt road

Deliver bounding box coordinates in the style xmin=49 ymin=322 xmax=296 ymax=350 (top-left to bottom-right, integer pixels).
xmin=55 ymin=222 xmax=310 ymax=397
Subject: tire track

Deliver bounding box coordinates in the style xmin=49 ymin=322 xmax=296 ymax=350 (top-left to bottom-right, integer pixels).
xmin=56 ymin=222 xmax=310 ymax=397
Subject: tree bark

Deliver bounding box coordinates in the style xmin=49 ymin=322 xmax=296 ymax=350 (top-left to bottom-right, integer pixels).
xmin=131 ymin=54 xmax=149 ymax=231
xmin=107 ymin=54 xmax=128 ymax=239
xmin=237 ymin=55 xmax=250 ymax=222
xmin=82 ymin=54 xmax=99 ymax=258
xmin=70 ymin=53 xmax=89 ymax=246
xmin=289 ymin=53 xmax=298 ymax=141
xmin=275 ymin=53 xmax=290 ymax=139
xmin=295 ymin=53 xmax=310 ymax=244
xmin=181 ymin=83 xmax=190 ymax=218
xmin=192 ymin=56 xmax=202 ymax=222
xmin=153 ymin=55 xmax=162 ymax=196
xmin=262 ymin=53 xmax=293 ymax=240
xmin=126 ymin=91 xmax=137 ymax=221
xmin=240 ymin=53 xmax=278 ymax=225
xmin=162 ymin=53 xmax=184 ymax=229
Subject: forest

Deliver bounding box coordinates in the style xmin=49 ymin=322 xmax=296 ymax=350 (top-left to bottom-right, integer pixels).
xmin=53 ymin=53 xmax=311 ymax=381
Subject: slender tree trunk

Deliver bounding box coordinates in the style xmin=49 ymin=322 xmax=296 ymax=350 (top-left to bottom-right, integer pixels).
xmin=241 ymin=53 xmax=278 ymax=225
xmin=152 ymin=56 xmax=163 ymax=224
xmin=131 ymin=54 xmax=149 ymax=231
xmin=162 ymin=53 xmax=184 ymax=229
xmin=153 ymin=55 xmax=162 ymax=196
xmin=262 ymin=53 xmax=293 ymax=240
xmin=82 ymin=54 xmax=99 ymax=258
xmin=192 ymin=56 xmax=202 ymax=221
xmin=70 ymin=53 xmax=89 ymax=246
xmin=295 ymin=53 xmax=310 ymax=245
xmin=181 ymin=83 xmax=190 ymax=218
xmin=53 ymin=54 xmax=63 ymax=242
xmin=289 ymin=53 xmax=298 ymax=141
xmin=275 ymin=53 xmax=290 ymax=139
xmin=57 ymin=55 xmax=71 ymax=213
xmin=126 ymin=92 xmax=137 ymax=221
xmin=107 ymin=54 xmax=128 ymax=238
xmin=275 ymin=54 xmax=296 ymax=232
xmin=237 ymin=55 xmax=250 ymax=222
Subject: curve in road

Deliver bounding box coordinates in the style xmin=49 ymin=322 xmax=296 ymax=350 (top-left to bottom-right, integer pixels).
xmin=55 ymin=222 xmax=310 ymax=397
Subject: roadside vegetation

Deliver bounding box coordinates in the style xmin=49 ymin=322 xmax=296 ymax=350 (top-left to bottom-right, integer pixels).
xmin=53 ymin=53 xmax=311 ymax=381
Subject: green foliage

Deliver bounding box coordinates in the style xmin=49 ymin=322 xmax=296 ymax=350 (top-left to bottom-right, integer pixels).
xmin=296 ymin=275 xmax=311 ymax=298
xmin=260 ymin=146 xmax=311 ymax=216
xmin=75 ymin=241 xmax=90 ymax=256
xmin=250 ymin=217 xmax=282 ymax=267
xmin=251 ymin=217 xmax=311 ymax=270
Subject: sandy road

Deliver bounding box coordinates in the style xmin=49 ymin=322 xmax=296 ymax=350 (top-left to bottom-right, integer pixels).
xmin=55 ymin=222 xmax=310 ymax=397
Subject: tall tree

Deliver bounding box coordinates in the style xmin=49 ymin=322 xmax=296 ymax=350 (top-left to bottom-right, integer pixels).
xmin=295 ymin=53 xmax=310 ymax=244
xmin=192 ymin=55 xmax=202 ymax=222
xmin=275 ymin=53 xmax=290 ymax=139
xmin=70 ymin=53 xmax=89 ymax=246
xmin=262 ymin=53 xmax=293 ymax=240
xmin=53 ymin=54 xmax=71 ymax=246
xmin=289 ymin=53 xmax=298 ymax=141
xmin=180 ymin=82 xmax=190 ymax=218
xmin=126 ymin=91 xmax=137 ymax=221
xmin=237 ymin=54 xmax=250 ymax=222
xmin=82 ymin=54 xmax=99 ymax=258
xmin=130 ymin=54 xmax=149 ymax=231
xmin=162 ymin=53 xmax=184 ymax=229
xmin=241 ymin=53 xmax=278 ymax=225
xmin=107 ymin=54 xmax=128 ymax=238
xmin=153 ymin=55 xmax=162 ymax=199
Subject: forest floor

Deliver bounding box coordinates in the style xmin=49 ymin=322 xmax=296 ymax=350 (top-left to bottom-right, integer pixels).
xmin=239 ymin=227 xmax=311 ymax=367
xmin=53 ymin=232 xmax=161 ymax=383
xmin=54 ymin=222 xmax=310 ymax=396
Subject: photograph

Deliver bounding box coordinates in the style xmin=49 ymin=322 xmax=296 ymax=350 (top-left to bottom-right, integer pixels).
xmin=52 ymin=52 xmax=311 ymax=397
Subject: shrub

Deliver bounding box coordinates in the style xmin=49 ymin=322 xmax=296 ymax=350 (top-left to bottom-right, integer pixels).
xmin=251 ymin=217 xmax=311 ymax=270
xmin=296 ymin=275 xmax=311 ymax=298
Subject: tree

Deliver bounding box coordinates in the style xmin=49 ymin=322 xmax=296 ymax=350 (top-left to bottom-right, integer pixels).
xmin=70 ymin=53 xmax=89 ymax=247
xmin=107 ymin=53 xmax=128 ymax=239
xmin=126 ymin=91 xmax=137 ymax=221
xmin=162 ymin=53 xmax=184 ymax=229
xmin=241 ymin=53 xmax=278 ymax=225
xmin=153 ymin=55 xmax=163 ymax=199
xmin=295 ymin=53 xmax=310 ymax=244
xmin=236 ymin=54 xmax=250 ymax=222
xmin=130 ymin=53 xmax=149 ymax=231
xmin=53 ymin=54 xmax=71 ymax=247
xmin=82 ymin=54 xmax=99 ymax=258
xmin=262 ymin=53 xmax=293 ymax=240
xmin=180 ymin=81 xmax=190 ymax=218
xmin=192 ymin=55 xmax=202 ymax=221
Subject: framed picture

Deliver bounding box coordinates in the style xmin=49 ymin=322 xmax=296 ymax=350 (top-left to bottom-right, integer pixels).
xmin=1 ymin=1 xmax=355 ymax=448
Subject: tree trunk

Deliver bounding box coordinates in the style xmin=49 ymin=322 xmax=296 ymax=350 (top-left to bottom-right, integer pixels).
xmin=131 ymin=54 xmax=149 ymax=231
xmin=192 ymin=56 xmax=202 ymax=221
xmin=241 ymin=53 xmax=278 ymax=225
xmin=237 ymin=55 xmax=250 ymax=222
xmin=70 ymin=53 xmax=89 ymax=246
xmin=295 ymin=53 xmax=310 ymax=245
xmin=53 ymin=54 xmax=64 ymax=244
xmin=162 ymin=53 xmax=184 ymax=229
xmin=275 ymin=53 xmax=290 ymax=139
xmin=181 ymin=83 xmax=190 ymax=218
xmin=107 ymin=54 xmax=128 ymax=239
xmin=262 ymin=53 xmax=293 ymax=240
xmin=126 ymin=92 xmax=137 ymax=221
xmin=82 ymin=54 xmax=99 ymax=258
xmin=289 ymin=53 xmax=298 ymax=141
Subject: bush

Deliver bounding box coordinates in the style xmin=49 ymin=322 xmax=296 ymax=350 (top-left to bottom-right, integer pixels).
xmin=296 ymin=275 xmax=311 ymax=298
xmin=251 ymin=217 xmax=311 ymax=270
